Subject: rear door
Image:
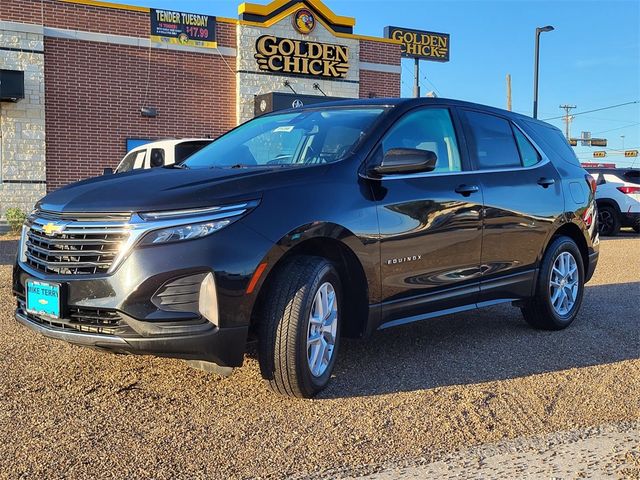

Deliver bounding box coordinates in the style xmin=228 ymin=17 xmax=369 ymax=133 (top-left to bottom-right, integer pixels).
xmin=459 ymin=108 xmax=564 ymax=302
xmin=373 ymin=106 xmax=484 ymax=327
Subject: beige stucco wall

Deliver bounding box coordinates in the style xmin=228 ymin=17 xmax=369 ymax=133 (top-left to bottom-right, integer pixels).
xmin=0 ymin=23 xmax=46 ymax=221
xmin=236 ymin=16 xmax=360 ymax=123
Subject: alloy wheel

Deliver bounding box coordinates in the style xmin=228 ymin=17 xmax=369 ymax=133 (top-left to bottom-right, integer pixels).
xmin=549 ymin=251 xmax=579 ymax=316
xmin=598 ymin=209 xmax=614 ymax=235
xmin=306 ymin=282 xmax=338 ymax=377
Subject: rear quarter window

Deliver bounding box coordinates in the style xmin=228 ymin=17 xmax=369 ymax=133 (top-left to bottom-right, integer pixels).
xmin=523 ymin=120 xmax=580 ymax=166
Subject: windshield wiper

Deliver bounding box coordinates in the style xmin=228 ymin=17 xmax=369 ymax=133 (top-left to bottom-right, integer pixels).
xmin=164 ymin=163 xmax=189 ymax=169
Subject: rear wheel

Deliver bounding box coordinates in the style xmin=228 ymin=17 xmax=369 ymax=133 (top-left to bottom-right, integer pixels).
xmin=598 ymin=204 xmax=620 ymax=236
xmin=258 ymin=256 xmax=341 ymax=398
xmin=521 ymin=236 xmax=585 ymax=330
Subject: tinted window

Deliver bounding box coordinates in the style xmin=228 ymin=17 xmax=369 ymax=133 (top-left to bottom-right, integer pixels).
xmin=524 ymin=121 xmax=580 ymax=166
xmin=382 ymin=108 xmax=462 ymax=173
xmin=513 ymin=127 xmax=541 ymax=167
xmin=463 ymin=110 xmax=521 ymax=169
xmin=623 ymin=170 xmax=640 ymax=184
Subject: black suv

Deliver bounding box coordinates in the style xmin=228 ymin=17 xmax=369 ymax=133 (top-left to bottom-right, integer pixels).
xmin=13 ymin=99 xmax=599 ymax=398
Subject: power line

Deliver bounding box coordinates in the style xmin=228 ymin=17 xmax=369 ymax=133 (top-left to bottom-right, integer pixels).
xmin=592 ymin=122 xmax=640 ymax=135
xmin=543 ymin=100 xmax=640 ymax=121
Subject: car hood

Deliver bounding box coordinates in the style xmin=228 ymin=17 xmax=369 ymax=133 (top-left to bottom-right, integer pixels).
xmin=39 ymin=166 xmax=329 ymax=214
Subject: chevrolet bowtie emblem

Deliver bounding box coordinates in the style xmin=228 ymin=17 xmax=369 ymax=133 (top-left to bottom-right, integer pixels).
xmin=42 ymin=223 xmax=64 ymax=236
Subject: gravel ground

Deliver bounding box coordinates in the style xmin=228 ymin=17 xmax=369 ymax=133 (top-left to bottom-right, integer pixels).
xmin=0 ymin=233 xmax=639 ymax=479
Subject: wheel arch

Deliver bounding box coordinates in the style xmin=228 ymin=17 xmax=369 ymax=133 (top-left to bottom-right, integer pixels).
xmin=248 ymin=223 xmax=373 ymax=340
xmin=596 ymin=198 xmax=621 ymax=214
xmin=547 ymin=221 xmax=589 ymax=273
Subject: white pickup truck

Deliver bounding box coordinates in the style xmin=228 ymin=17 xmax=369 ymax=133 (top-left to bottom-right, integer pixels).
xmin=115 ymin=139 xmax=213 ymax=173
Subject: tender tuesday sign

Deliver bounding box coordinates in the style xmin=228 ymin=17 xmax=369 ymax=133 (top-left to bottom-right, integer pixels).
xmin=384 ymin=26 xmax=450 ymax=62
xmin=150 ymin=9 xmax=217 ymax=48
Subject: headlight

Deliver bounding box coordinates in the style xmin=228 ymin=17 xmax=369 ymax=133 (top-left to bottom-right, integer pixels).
xmin=135 ymin=200 xmax=260 ymax=247
xmin=138 ymin=219 xmax=234 ymax=245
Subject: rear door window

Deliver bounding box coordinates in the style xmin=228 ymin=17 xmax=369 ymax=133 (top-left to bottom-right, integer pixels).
xmin=513 ymin=127 xmax=541 ymax=167
xmin=462 ymin=110 xmax=521 ymax=169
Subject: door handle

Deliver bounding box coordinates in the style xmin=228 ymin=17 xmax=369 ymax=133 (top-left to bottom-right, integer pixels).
xmin=537 ymin=177 xmax=555 ymax=188
xmin=455 ymin=184 xmax=479 ymax=196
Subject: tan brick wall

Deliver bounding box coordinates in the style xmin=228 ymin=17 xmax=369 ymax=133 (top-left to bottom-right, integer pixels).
xmin=0 ymin=26 xmax=46 ymax=218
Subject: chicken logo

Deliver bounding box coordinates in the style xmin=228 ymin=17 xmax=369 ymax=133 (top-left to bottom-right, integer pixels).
xmin=293 ymin=9 xmax=315 ymax=34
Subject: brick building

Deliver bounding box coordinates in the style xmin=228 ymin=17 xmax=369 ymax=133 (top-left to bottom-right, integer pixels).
xmin=0 ymin=0 xmax=401 ymax=221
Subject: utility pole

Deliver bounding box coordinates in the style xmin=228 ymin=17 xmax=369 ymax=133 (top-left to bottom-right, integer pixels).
xmin=506 ymin=74 xmax=512 ymax=111
xmin=559 ymin=104 xmax=576 ymax=139
xmin=413 ymin=58 xmax=421 ymax=98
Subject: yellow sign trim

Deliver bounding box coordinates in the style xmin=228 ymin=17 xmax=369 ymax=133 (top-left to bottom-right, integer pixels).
xmin=238 ymin=0 xmax=355 ymax=27
xmin=238 ymin=4 xmax=401 ymax=45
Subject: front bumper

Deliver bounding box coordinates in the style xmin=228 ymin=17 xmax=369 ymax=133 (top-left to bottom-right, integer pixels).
xmin=14 ymin=307 xmax=248 ymax=366
xmin=13 ymin=221 xmax=276 ymax=367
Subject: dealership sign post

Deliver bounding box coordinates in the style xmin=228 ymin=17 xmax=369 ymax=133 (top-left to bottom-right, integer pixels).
xmin=384 ymin=26 xmax=450 ymax=98
xmin=150 ymin=9 xmax=217 ymax=48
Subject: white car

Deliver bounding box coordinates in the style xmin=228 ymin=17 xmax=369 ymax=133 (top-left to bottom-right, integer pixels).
xmin=115 ymin=139 xmax=213 ymax=173
xmin=586 ymin=167 xmax=640 ymax=235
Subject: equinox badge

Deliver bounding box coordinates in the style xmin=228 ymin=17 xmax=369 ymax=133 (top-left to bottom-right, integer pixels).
xmin=386 ymin=255 xmax=422 ymax=265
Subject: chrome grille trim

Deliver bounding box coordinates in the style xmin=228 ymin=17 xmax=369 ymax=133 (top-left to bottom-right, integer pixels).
xmin=23 ymin=213 xmax=130 ymax=275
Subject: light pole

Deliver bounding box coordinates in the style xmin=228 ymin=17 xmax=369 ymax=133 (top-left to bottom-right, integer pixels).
xmin=533 ymin=25 xmax=554 ymax=119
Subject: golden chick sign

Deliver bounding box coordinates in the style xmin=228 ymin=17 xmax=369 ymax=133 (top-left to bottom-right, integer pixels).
xmin=384 ymin=26 xmax=450 ymax=62
xmin=255 ymin=35 xmax=349 ymax=78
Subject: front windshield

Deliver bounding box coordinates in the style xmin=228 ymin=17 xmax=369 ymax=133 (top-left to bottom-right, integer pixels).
xmin=183 ymin=108 xmax=386 ymax=168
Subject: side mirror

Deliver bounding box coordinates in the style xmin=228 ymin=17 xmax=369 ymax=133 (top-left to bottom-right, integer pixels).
xmin=372 ymin=148 xmax=437 ymax=176
xmin=150 ymin=148 xmax=165 ymax=168
xmin=103 ymin=167 xmax=113 ymax=175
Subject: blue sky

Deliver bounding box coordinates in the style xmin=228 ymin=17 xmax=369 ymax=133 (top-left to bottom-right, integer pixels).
xmin=112 ymin=0 xmax=640 ymax=167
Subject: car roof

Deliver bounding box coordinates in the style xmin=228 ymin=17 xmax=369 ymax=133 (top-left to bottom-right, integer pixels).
xmin=130 ymin=138 xmax=213 ymax=150
xmin=285 ymin=97 xmax=553 ymax=128
xmin=586 ymin=167 xmax=640 ymax=174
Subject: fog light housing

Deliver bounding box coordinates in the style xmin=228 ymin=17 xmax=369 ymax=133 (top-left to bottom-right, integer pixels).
xmin=199 ymin=272 xmax=219 ymax=326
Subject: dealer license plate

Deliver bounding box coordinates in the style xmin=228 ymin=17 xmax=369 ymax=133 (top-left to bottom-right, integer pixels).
xmin=26 ymin=280 xmax=61 ymax=318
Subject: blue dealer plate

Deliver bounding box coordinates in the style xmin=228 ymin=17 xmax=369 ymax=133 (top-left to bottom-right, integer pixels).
xmin=26 ymin=280 xmax=61 ymax=318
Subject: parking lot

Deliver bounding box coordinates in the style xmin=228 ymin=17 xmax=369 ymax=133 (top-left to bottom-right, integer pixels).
xmin=0 ymin=233 xmax=638 ymax=479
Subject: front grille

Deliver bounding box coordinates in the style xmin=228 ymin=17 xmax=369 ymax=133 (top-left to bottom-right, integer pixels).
xmin=17 ymin=298 xmax=125 ymax=335
xmin=24 ymin=212 xmax=130 ymax=275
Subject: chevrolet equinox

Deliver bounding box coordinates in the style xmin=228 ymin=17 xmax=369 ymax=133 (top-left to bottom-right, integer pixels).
xmin=13 ymin=98 xmax=599 ymax=398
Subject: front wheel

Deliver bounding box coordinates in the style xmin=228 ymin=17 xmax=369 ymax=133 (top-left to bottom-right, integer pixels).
xmin=258 ymin=256 xmax=341 ymax=398
xmin=521 ymin=236 xmax=585 ymax=330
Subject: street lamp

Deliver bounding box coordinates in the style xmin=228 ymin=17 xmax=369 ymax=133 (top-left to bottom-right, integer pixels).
xmin=533 ymin=25 xmax=554 ymax=119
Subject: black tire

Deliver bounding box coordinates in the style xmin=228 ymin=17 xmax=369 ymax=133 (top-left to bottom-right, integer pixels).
xmin=598 ymin=204 xmax=620 ymax=236
xmin=521 ymin=236 xmax=585 ymax=330
xmin=633 ymin=219 xmax=640 ymax=234
xmin=258 ymin=256 xmax=341 ymax=398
